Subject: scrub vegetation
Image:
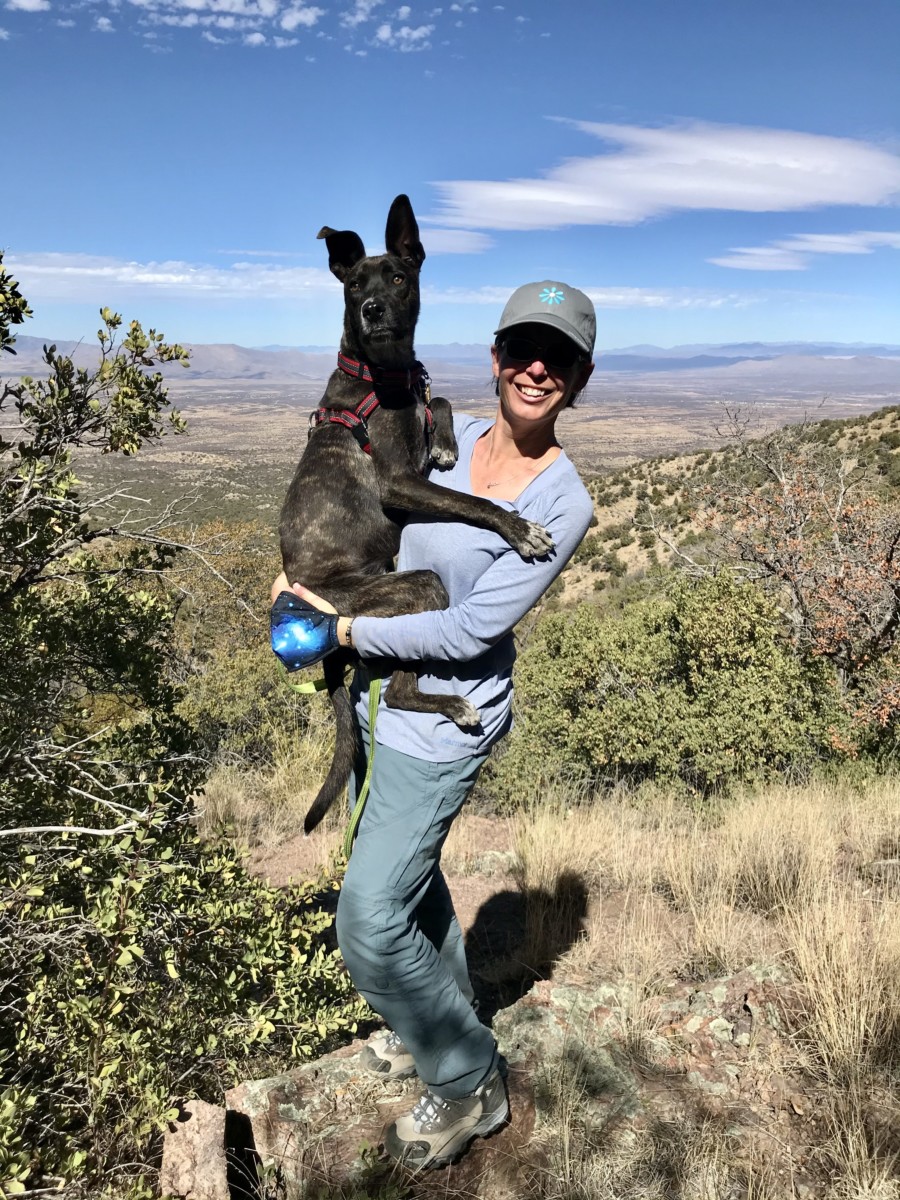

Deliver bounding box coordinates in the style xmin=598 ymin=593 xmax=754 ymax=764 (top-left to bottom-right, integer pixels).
xmin=3 ymin=254 xmax=900 ymax=1197
xmin=0 ymin=259 xmax=365 ymax=1200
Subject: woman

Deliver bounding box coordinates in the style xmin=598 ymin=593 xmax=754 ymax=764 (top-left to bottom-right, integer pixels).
xmin=271 ymin=280 xmax=596 ymax=1169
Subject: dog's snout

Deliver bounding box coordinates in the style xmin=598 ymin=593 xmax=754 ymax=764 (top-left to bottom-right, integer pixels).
xmin=362 ymin=297 xmax=385 ymax=322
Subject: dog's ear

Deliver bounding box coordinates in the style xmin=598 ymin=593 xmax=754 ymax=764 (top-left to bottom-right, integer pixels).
xmin=385 ymin=194 xmax=426 ymax=269
xmin=317 ymin=226 xmax=367 ymax=282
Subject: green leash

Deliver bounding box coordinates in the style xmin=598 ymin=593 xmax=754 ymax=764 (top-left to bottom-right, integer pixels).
xmin=282 ymin=663 xmax=380 ymax=858
xmin=342 ymin=674 xmax=381 ymax=859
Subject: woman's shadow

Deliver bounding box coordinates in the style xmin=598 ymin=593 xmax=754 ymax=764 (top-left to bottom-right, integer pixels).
xmin=464 ymin=869 xmax=589 ymax=1025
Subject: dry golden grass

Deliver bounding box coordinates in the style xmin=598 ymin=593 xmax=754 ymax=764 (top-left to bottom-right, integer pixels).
xmin=510 ymin=776 xmax=900 ymax=1199
xmin=196 ymin=706 xmax=335 ymax=848
xmin=442 ymin=811 xmax=517 ymax=876
xmin=204 ymin=739 xmax=900 ymax=1195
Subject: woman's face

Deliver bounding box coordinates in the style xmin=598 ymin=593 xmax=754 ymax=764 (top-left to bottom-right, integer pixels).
xmin=491 ymin=323 xmax=594 ymax=428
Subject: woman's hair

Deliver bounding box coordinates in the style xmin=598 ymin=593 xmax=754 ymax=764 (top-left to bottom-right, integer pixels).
xmin=492 ymin=337 xmax=591 ymax=408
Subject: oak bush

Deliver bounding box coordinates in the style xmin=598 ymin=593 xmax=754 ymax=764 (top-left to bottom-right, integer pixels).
xmin=0 ymin=257 xmax=363 ymax=1198
xmin=489 ymin=572 xmax=844 ymax=806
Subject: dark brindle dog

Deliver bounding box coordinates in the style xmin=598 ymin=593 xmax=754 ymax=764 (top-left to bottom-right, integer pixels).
xmin=279 ymin=195 xmax=553 ymax=834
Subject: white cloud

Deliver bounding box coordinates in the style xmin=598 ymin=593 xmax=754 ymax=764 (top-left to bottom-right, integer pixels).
xmin=433 ymin=120 xmax=900 ymax=231
xmin=424 ymin=284 xmax=750 ymax=310
xmin=340 ymin=0 xmax=382 ymax=27
xmin=243 ymin=28 xmax=264 ymax=42
xmin=372 ymin=18 xmax=431 ymax=46
xmin=127 ymin=0 xmax=310 ymax=30
xmin=710 ymin=229 xmax=900 ymax=271
xmin=0 ymin=24 xmax=9 ymax=34
xmin=55 ymin=16 xmax=74 ymax=22
xmin=778 ymin=230 xmax=900 ymax=255
xmin=280 ymin=3 xmax=322 ymax=29
xmin=418 ymin=227 xmax=493 ymax=253
xmin=709 ymin=246 xmax=808 ymax=272
xmin=5 ymin=0 xmax=441 ymax=48
xmin=201 ymin=27 xmax=226 ymax=39
xmin=6 ymin=252 xmax=341 ymax=302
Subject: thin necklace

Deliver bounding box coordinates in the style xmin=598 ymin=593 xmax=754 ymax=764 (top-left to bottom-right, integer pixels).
xmin=482 ymin=440 xmax=556 ymax=490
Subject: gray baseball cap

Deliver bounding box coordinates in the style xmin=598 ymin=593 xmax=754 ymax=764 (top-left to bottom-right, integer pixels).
xmin=494 ymin=280 xmax=596 ymax=358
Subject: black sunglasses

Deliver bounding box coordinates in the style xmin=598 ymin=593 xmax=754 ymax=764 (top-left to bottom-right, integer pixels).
xmin=500 ymin=335 xmax=584 ymax=371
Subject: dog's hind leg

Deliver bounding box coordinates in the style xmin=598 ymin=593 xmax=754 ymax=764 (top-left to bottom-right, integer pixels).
xmin=384 ymin=669 xmax=479 ymax=728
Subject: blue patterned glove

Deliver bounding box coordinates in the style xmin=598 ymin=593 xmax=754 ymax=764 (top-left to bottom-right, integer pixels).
xmin=270 ymin=590 xmax=340 ymax=672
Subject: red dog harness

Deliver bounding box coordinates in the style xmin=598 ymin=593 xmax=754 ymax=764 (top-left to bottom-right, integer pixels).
xmin=309 ymin=353 xmax=434 ymax=457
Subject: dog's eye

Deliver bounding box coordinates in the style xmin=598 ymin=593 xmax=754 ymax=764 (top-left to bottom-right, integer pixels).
xmin=348 ymin=280 xmax=361 ymax=292
xmin=392 ymin=273 xmax=405 ymax=286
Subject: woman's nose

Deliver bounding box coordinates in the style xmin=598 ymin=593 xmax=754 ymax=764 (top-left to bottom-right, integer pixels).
xmin=525 ymin=357 xmax=548 ymax=376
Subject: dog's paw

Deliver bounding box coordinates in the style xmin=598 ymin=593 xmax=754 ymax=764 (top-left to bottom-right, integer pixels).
xmin=430 ymin=445 xmax=458 ymax=469
xmin=444 ymin=697 xmax=480 ymax=728
xmin=511 ymin=519 xmax=555 ymax=559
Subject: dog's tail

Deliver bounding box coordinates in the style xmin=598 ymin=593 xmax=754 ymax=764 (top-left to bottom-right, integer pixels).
xmin=303 ymin=652 xmax=360 ymax=836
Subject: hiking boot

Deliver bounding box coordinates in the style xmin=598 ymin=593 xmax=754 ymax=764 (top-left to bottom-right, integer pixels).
xmin=360 ymin=1029 xmax=416 ymax=1080
xmin=383 ymin=1068 xmax=509 ymax=1169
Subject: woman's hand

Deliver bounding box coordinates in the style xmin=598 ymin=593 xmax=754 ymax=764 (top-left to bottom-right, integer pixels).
xmin=289 ymin=583 xmax=337 ymax=615
xmin=269 ymin=574 xmax=351 ymax=655
xmin=270 ymin=573 xmax=337 ymax=614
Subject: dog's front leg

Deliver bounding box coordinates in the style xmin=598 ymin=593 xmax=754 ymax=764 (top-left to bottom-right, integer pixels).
xmin=427 ymin=395 xmax=458 ymax=469
xmin=382 ymin=473 xmax=554 ymax=559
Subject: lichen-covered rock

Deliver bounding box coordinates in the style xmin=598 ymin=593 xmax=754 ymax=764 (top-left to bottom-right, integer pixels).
xmin=223 ymin=1037 xmax=536 ymax=1199
xmin=159 ymin=1099 xmax=229 ymax=1200
xmin=164 ymin=961 xmax=822 ymax=1198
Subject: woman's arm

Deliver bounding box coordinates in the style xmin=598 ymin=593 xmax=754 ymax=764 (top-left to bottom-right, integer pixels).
xmin=350 ymin=491 xmax=592 ymax=663
xmin=274 ymin=476 xmax=593 ymax=664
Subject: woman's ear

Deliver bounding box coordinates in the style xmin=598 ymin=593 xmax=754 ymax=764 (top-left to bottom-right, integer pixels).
xmin=490 ymin=343 xmax=501 ymax=379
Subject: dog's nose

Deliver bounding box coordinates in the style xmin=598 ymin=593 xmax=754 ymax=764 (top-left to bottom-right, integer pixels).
xmin=362 ymin=297 xmax=385 ymax=322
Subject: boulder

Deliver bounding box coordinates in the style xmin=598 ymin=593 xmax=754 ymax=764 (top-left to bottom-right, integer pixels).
xmin=159 ymin=1099 xmax=229 ymax=1200
xmin=162 ymin=962 xmax=818 ymax=1198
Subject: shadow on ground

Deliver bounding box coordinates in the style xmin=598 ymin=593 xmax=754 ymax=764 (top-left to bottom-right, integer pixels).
xmin=466 ymin=870 xmax=589 ymax=1024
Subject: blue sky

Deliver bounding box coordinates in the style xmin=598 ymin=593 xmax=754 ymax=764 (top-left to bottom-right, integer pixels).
xmin=3 ymin=0 xmax=900 ymax=350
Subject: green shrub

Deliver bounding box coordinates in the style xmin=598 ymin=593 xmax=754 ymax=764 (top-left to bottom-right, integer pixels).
xmin=601 ymin=551 xmax=627 ymax=578
xmin=0 ymin=259 xmax=364 ymax=1197
xmin=4 ymin=822 xmax=364 ymax=1194
xmin=573 ymin=534 xmax=601 ymax=564
xmin=489 ymin=572 xmax=844 ymax=806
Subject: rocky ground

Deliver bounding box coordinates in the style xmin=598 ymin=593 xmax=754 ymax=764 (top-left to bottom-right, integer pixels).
xmin=161 ymin=814 xmax=853 ymax=1199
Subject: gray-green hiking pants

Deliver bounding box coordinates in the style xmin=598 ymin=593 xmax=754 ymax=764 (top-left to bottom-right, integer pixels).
xmin=336 ymin=730 xmax=498 ymax=1100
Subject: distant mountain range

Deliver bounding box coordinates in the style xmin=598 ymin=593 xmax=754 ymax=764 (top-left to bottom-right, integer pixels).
xmin=5 ymin=335 xmax=900 ymax=387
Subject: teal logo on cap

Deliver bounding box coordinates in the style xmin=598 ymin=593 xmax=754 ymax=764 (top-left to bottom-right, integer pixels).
xmin=539 ymin=286 xmax=564 ymax=306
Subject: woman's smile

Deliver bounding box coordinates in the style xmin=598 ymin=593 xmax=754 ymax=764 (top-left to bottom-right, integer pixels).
xmin=514 ymin=381 xmax=555 ymax=402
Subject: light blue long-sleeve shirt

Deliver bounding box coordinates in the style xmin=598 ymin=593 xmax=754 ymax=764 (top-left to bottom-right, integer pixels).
xmin=351 ymin=413 xmax=594 ymax=761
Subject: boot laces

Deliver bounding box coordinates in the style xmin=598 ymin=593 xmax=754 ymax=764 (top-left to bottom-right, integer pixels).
xmin=412 ymin=1090 xmax=451 ymax=1130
